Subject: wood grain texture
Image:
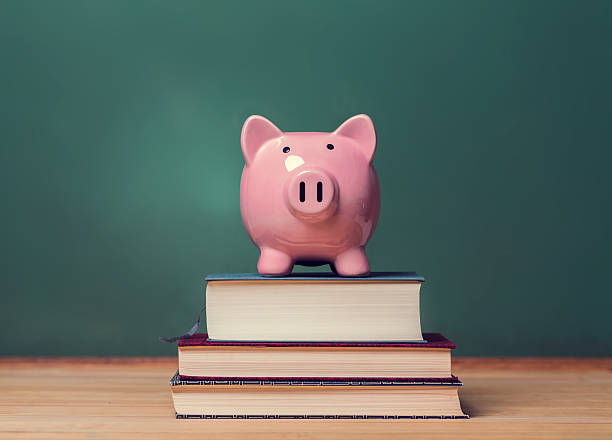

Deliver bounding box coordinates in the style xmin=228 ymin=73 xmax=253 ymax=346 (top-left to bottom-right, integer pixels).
xmin=0 ymin=357 xmax=611 ymax=439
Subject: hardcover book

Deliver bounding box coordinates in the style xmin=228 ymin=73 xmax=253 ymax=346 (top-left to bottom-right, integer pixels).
xmin=170 ymin=372 xmax=468 ymax=419
xmin=178 ymin=333 xmax=455 ymax=378
xmin=205 ymin=272 xmax=425 ymax=342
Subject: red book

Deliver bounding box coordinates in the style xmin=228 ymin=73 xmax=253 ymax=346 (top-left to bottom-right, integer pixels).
xmin=177 ymin=333 xmax=456 ymax=379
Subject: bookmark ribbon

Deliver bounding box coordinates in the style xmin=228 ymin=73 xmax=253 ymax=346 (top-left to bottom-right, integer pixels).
xmin=158 ymin=306 xmax=205 ymax=343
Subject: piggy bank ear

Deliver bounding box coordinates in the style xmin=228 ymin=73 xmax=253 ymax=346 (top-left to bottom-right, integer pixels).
xmin=333 ymin=114 xmax=377 ymax=162
xmin=241 ymin=115 xmax=283 ymax=165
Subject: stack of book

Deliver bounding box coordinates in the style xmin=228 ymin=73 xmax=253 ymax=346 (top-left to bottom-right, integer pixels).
xmin=169 ymin=273 xmax=467 ymax=419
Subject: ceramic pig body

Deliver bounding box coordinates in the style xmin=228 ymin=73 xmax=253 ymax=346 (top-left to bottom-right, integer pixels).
xmin=240 ymin=114 xmax=380 ymax=276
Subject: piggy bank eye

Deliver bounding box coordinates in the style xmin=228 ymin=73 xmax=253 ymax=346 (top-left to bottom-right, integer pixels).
xmin=282 ymin=146 xmax=291 ymax=153
xmin=326 ymin=144 xmax=334 ymax=150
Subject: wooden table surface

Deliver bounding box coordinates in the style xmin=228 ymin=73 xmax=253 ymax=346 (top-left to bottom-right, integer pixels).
xmin=1 ymin=357 xmax=611 ymax=439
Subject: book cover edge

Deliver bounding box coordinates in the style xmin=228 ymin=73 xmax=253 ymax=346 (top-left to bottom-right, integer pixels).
xmin=178 ymin=333 xmax=456 ymax=349
xmin=205 ymin=272 xmax=426 ymax=282
xmin=170 ymin=371 xmax=464 ymax=387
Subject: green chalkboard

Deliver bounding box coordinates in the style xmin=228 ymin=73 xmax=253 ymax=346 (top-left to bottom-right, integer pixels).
xmin=1 ymin=0 xmax=611 ymax=356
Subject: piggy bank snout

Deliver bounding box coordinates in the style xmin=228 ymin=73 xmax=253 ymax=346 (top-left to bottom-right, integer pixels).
xmin=285 ymin=170 xmax=337 ymax=221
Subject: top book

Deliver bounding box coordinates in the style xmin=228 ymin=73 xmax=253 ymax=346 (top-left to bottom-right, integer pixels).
xmin=205 ymin=272 xmax=425 ymax=342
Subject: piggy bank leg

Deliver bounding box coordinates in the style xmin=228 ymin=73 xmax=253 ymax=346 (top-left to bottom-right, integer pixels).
xmin=258 ymin=247 xmax=293 ymax=276
xmin=333 ymin=247 xmax=370 ymax=276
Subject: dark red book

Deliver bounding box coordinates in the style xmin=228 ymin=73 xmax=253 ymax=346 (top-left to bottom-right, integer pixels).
xmin=177 ymin=333 xmax=456 ymax=379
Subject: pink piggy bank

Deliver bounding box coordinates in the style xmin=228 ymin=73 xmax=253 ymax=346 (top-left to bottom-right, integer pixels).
xmin=240 ymin=114 xmax=380 ymax=276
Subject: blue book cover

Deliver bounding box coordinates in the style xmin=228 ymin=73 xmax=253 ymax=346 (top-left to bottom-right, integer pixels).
xmin=205 ymin=272 xmax=425 ymax=282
